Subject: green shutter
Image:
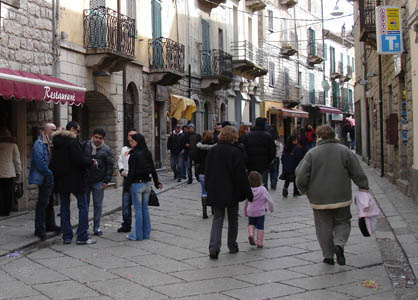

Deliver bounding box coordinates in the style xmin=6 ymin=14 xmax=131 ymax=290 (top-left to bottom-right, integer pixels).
xmin=325 ymin=80 xmax=329 ymax=99
xmin=340 ymin=52 xmax=344 ymax=69
xmin=324 ymin=43 xmax=328 ymax=60
xmin=309 ymin=73 xmax=315 ymax=104
xmin=152 ymin=0 xmax=162 ymax=40
xmin=201 ymin=19 xmax=211 ymax=76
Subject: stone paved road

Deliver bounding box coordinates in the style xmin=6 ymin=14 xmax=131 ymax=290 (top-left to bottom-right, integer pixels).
xmin=0 ymin=174 xmax=400 ymax=300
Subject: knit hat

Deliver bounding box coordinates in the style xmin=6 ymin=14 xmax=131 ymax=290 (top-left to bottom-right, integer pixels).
xmin=188 ymin=123 xmax=195 ymax=129
xmin=255 ymin=117 xmax=266 ymax=128
xmin=221 ymin=121 xmax=232 ymax=128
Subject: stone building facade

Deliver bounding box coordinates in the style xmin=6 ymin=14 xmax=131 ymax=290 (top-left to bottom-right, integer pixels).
xmin=354 ymin=0 xmax=413 ymax=195
xmin=0 ymin=0 xmax=57 ymax=210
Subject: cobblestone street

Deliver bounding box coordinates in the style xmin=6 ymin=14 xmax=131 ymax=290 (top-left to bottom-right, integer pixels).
xmin=2 ymin=158 xmax=418 ymax=299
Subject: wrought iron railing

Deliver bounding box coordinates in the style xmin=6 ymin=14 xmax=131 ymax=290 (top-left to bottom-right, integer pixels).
xmin=148 ymin=37 xmax=185 ymax=73
xmin=359 ymin=0 xmax=378 ymax=33
xmin=231 ymin=41 xmax=268 ymax=71
xmin=201 ymin=49 xmax=233 ymax=79
xmin=83 ymin=7 xmax=136 ymax=56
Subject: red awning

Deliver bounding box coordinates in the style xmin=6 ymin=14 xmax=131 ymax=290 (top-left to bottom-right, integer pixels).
xmin=0 ymin=68 xmax=86 ymax=106
xmin=316 ymin=105 xmax=342 ymax=115
xmin=270 ymin=107 xmax=309 ymax=119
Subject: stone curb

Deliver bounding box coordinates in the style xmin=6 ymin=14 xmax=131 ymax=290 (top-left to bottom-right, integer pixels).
xmin=0 ymin=179 xmax=187 ymax=257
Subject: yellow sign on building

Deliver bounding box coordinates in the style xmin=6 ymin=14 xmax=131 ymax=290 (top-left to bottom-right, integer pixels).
xmin=387 ymin=8 xmax=400 ymax=31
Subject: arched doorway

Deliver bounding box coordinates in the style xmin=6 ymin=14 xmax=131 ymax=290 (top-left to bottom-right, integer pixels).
xmin=124 ymin=83 xmax=139 ymax=145
xmin=204 ymin=102 xmax=210 ymax=131
xmin=220 ymin=103 xmax=226 ymax=123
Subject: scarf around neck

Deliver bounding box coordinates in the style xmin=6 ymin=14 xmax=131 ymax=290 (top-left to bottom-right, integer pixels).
xmin=91 ymin=138 xmax=104 ymax=156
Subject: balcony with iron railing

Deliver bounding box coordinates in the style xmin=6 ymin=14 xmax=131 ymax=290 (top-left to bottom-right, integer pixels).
xmin=280 ymin=0 xmax=298 ymax=8
xmin=148 ymin=37 xmax=185 ymax=85
xmin=359 ymin=0 xmax=379 ymax=47
xmin=231 ymin=41 xmax=268 ymax=80
xmin=246 ymin=0 xmax=266 ymax=11
xmin=307 ymin=42 xmax=323 ymax=65
xmin=83 ymin=6 xmax=136 ymax=73
xmin=201 ymin=49 xmax=233 ymax=91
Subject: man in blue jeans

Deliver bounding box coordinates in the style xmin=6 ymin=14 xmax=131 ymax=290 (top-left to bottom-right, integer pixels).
xmin=29 ymin=123 xmax=60 ymax=241
xmin=50 ymin=121 xmax=97 ymax=245
xmin=82 ymin=128 xmax=114 ymax=236
xmin=117 ymin=129 xmax=137 ymax=233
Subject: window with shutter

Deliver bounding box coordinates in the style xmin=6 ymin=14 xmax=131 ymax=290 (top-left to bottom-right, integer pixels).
xmin=330 ymin=46 xmax=335 ymax=73
xmin=308 ymin=28 xmax=316 ymax=56
xmin=202 ymin=19 xmax=211 ymax=76
xmin=268 ymin=10 xmax=273 ymax=32
xmin=151 ymin=0 xmax=163 ymax=68
xmin=309 ymin=73 xmax=315 ymax=104
xmin=324 ymin=43 xmax=327 ymax=60
xmin=269 ymin=62 xmax=275 ymax=87
xmin=284 ymin=68 xmax=289 ymax=99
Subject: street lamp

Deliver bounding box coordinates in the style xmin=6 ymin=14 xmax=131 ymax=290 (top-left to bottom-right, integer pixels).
xmin=331 ymin=0 xmax=344 ymax=16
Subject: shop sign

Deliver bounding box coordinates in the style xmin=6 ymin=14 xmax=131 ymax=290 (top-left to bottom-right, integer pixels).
xmin=376 ymin=6 xmax=403 ymax=54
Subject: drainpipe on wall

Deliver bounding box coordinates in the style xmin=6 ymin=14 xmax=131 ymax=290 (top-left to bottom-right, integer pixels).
xmin=293 ymin=6 xmax=300 ymax=103
xmin=362 ymin=42 xmax=371 ymax=163
xmin=378 ymin=54 xmax=384 ymax=177
xmin=52 ymin=0 xmax=61 ymax=127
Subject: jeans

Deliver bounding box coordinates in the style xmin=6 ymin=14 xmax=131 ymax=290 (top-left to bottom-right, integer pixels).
xmin=128 ymin=182 xmax=151 ymax=241
xmin=182 ymin=153 xmax=188 ymax=177
xmin=170 ymin=154 xmax=183 ymax=179
xmin=121 ymin=178 xmax=132 ymax=229
xmin=284 ymin=178 xmax=299 ymax=194
xmin=60 ymin=192 xmax=89 ymax=242
xmin=261 ymin=169 xmax=269 ymax=189
xmin=199 ymin=174 xmax=207 ymax=197
xmin=209 ymin=203 xmax=239 ymax=254
xmin=86 ymin=182 xmax=104 ymax=232
xmin=35 ymin=178 xmax=57 ymax=234
xmin=269 ymin=158 xmax=280 ymax=187
xmin=248 ymin=215 xmax=265 ymax=230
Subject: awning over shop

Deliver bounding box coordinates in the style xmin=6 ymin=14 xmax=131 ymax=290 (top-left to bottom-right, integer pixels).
xmin=0 ymin=68 xmax=86 ymax=106
xmin=315 ymin=105 xmax=342 ymax=115
xmin=270 ymin=107 xmax=309 ymax=119
xmin=170 ymin=95 xmax=197 ymax=120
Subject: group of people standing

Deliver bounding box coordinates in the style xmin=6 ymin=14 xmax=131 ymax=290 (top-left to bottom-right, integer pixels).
xmin=27 ymin=121 xmax=161 ymax=245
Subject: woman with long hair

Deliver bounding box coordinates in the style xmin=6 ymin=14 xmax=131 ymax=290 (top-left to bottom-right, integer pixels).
xmin=280 ymin=135 xmax=304 ymax=198
xmin=125 ymin=133 xmax=162 ymax=241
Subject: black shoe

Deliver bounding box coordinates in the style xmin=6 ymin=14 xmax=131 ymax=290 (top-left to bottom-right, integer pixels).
xmin=117 ymin=226 xmax=131 ymax=233
xmin=34 ymin=232 xmax=47 ymax=241
xmin=46 ymin=226 xmax=61 ymax=233
xmin=182 ymin=176 xmax=187 ymax=179
xmin=334 ymin=245 xmax=346 ymax=265
xmin=187 ymin=178 xmax=193 ymax=184
xmin=177 ymin=178 xmax=181 ymax=182
xmin=293 ymin=191 xmax=301 ymax=197
xmin=323 ymin=258 xmax=335 ymax=265
xmin=209 ymin=251 xmax=219 ymax=259
xmin=229 ymin=248 xmax=239 ymax=254
xmin=271 ymin=183 xmax=277 ymax=190
xmin=282 ymin=188 xmax=288 ymax=198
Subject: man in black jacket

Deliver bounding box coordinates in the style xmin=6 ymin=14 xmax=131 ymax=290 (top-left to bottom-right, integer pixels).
xmin=167 ymin=124 xmax=185 ymax=182
xmin=50 ymin=121 xmax=97 ymax=245
xmin=242 ymin=117 xmax=276 ymax=188
xmin=82 ymin=128 xmax=114 ymax=236
xmin=184 ymin=123 xmax=201 ymax=184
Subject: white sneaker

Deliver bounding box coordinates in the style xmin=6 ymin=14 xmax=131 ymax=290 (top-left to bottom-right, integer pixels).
xmin=76 ymin=238 xmax=96 ymax=245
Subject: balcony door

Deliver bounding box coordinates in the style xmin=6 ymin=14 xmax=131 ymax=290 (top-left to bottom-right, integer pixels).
xmin=308 ymin=28 xmax=316 ymax=56
xmin=201 ymin=19 xmax=211 ymax=76
xmin=152 ymin=0 xmax=163 ymax=68
xmin=89 ymin=0 xmax=107 ymax=48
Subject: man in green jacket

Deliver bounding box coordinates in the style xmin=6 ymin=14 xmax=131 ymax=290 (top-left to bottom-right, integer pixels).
xmin=295 ymin=125 xmax=369 ymax=266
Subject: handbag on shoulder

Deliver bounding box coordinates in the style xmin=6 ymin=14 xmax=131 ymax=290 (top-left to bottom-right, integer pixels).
xmin=148 ymin=188 xmax=160 ymax=207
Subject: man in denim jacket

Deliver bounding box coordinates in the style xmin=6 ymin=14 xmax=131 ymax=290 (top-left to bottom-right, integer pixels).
xmin=29 ymin=123 xmax=60 ymax=241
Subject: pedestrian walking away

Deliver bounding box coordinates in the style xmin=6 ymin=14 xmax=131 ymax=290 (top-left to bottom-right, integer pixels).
xmin=244 ymin=171 xmax=274 ymax=248
xmin=167 ymin=124 xmax=185 ymax=182
xmin=280 ymin=135 xmax=304 ymax=198
xmin=50 ymin=121 xmax=97 ymax=245
xmin=267 ymin=127 xmax=283 ymax=191
xmin=82 ymin=128 xmax=114 ymax=236
xmin=117 ymin=129 xmax=137 ymax=233
xmin=205 ymin=126 xmax=253 ymax=259
xmin=29 ymin=123 xmax=60 ymax=241
xmin=181 ymin=125 xmax=189 ymax=180
xmin=295 ymin=125 xmax=369 ymax=266
xmin=0 ymin=127 xmax=22 ymax=217
xmin=195 ymin=130 xmax=216 ymax=219
xmin=125 ymin=133 xmax=162 ymax=241
xmin=184 ymin=123 xmax=201 ymax=184
xmin=241 ymin=117 xmax=276 ymax=188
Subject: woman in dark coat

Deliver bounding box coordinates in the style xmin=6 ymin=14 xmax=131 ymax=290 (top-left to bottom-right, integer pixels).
xmin=125 ymin=133 xmax=162 ymax=241
xmin=195 ymin=130 xmax=216 ymax=219
xmin=205 ymin=126 xmax=253 ymax=259
xmin=281 ymin=135 xmax=305 ymax=198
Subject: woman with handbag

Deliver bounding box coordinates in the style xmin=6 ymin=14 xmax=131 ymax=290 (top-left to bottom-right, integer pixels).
xmin=0 ymin=127 xmax=22 ymax=216
xmin=125 ymin=133 xmax=162 ymax=241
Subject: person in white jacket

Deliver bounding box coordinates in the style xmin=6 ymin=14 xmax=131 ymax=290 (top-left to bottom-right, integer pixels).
xmin=117 ymin=129 xmax=137 ymax=232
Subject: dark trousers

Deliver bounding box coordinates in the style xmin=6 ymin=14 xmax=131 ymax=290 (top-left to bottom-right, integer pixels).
xmin=0 ymin=178 xmax=13 ymax=216
xmin=170 ymin=154 xmax=183 ymax=179
xmin=284 ymin=178 xmax=299 ymax=194
xmin=35 ymin=180 xmax=57 ymax=234
xmin=187 ymin=156 xmax=198 ymax=181
xmin=121 ymin=177 xmax=133 ymax=229
xmin=209 ymin=203 xmax=239 ymax=254
xmin=313 ymin=206 xmax=352 ymax=259
xmin=60 ymin=192 xmax=89 ymax=242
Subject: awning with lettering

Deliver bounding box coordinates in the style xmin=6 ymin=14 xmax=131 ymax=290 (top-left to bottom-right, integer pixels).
xmin=0 ymin=68 xmax=86 ymax=106
xmin=270 ymin=107 xmax=309 ymax=119
xmin=170 ymin=95 xmax=197 ymax=120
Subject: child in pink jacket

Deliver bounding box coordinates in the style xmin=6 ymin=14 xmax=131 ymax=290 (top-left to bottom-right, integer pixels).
xmin=244 ymin=171 xmax=274 ymax=248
